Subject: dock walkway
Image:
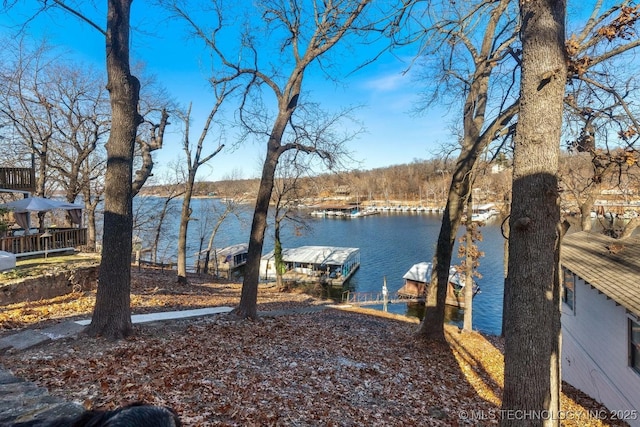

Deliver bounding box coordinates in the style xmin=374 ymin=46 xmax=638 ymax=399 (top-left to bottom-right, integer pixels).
xmin=341 ymin=291 xmax=423 ymax=306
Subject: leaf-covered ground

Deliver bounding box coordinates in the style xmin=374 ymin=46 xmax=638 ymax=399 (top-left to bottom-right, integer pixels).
xmin=0 ymin=269 xmax=629 ymax=426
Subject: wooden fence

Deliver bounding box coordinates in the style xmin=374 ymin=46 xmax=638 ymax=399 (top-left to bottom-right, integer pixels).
xmin=0 ymin=228 xmax=87 ymax=256
xmin=0 ymin=167 xmax=35 ymax=192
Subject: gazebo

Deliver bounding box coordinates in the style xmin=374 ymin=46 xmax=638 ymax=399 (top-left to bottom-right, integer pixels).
xmin=0 ymin=196 xmax=87 ymax=257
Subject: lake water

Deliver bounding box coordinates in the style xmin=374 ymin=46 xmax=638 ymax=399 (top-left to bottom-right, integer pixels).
xmin=135 ymin=197 xmax=506 ymax=335
xmin=282 ymin=212 xmax=506 ymax=336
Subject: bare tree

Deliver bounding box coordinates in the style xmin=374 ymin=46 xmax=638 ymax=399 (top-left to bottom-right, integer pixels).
xmin=132 ymin=72 xmax=172 ymax=196
xmin=165 ymin=0 xmax=382 ymax=318
xmin=85 ymin=0 xmax=144 ymax=339
xmin=0 ymin=38 xmax=59 ymax=202
xmin=395 ymin=0 xmax=520 ymax=341
xmin=561 ymin=2 xmax=640 ymax=234
xmin=149 ymin=170 xmax=184 ymax=265
xmin=1 ymin=1 xmax=172 ymax=338
xmin=500 ymin=0 xmax=566 ymax=424
xmin=80 ymin=152 xmax=105 ymax=252
xmin=44 ymin=64 xmax=110 ymax=205
xmin=459 ymin=196 xmax=484 ymax=333
xmin=129 ymin=169 xmax=184 ymax=265
xmin=397 ymin=0 xmax=640 ymax=341
xmin=271 ymin=153 xmax=311 ymax=289
xmin=0 ymin=40 xmax=112 ymax=242
xmin=199 ymin=186 xmax=247 ymax=277
xmin=175 ymin=85 xmax=232 ymax=284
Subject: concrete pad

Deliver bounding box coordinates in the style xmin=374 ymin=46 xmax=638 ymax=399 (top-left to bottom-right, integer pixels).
xmin=0 ymin=307 xmax=233 ymax=353
xmin=0 ymin=330 xmax=50 ymax=352
xmin=0 ymin=251 xmax=16 ymax=272
xmin=41 ymin=321 xmax=85 ymax=340
xmin=75 ymin=306 xmax=233 ymax=326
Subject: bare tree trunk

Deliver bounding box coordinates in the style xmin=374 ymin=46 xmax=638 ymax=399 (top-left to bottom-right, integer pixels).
xmin=85 ymin=200 xmax=98 ymax=251
xmin=500 ymin=0 xmax=566 ymax=424
xmin=203 ymin=199 xmax=241 ymax=275
xmin=177 ymin=180 xmax=194 ymax=284
xmin=501 ymin=211 xmax=510 ymax=338
xmin=619 ymin=216 xmax=640 ymax=239
xmin=578 ymin=193 xmax=597 ymax=231
xmin=274 ymin=224 xmax=284 ymax=289
xmin=418 ymin=156 xmax=471 ymax=341
xmin=176 ymin=100 xmax=227 ymax=283
xmin=235 ymin=144 xmax=281 ymax=319
xmin=86 ymin=0 xmax=142 ymax=339
xmin=462 ymin=194 xmax=474 ymax=332
xmin=152 ymin=195 xmax=176 ymax=264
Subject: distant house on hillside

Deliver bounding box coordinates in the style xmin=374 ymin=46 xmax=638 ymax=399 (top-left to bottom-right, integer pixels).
xmin=334 ymin=185 xmax=350 ymax=196
xmin=561 ymin=231 xmax=640 ymax=427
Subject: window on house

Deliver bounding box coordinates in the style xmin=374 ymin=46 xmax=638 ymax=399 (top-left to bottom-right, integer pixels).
xmin=631 ymin=319 xmax=640 ymax=375
xmin=562 ymin=269 xmax=575 ymax=313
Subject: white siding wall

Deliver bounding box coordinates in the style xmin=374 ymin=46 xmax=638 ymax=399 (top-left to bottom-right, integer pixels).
xmin=562 ymin=274 xmax=640 ymax=427
xmin=259 ymin=258 xmax=275 ymax=280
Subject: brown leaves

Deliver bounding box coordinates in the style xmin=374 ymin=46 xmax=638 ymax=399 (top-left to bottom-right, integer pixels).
xmin=597 ymin=6 xmax=640 ymax=41
xmin=1 ymin=270 xmax=625 ymax=426
xmin=566 ymin=35 xmax=594 ymax=77
xmin=566 ymin=5 xmax=640 ymax=76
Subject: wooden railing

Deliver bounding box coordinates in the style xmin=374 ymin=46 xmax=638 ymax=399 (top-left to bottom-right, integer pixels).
xmin=0 ymin=228 xmax=87 ymax=256
xmin=0 ymin=167 xmax=36 ymax=192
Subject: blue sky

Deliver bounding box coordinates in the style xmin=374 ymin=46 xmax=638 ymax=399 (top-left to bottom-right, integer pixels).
xmin=0 ymin=2 xmax=453 ymax=182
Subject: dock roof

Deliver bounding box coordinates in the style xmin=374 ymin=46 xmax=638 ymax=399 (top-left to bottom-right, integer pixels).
xmin=561 ymin=231 xmax=640 ymax=318
xmin=263 ymin=246 xmax=359 ymax=266
xmin=218 ymin=243 xmax=248 ymax=257
xmin=403 ymin=262 xmax=432 ymax=283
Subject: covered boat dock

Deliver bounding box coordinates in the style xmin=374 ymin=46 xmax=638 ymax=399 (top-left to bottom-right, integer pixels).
xmin=260 ymin=245 xmax=360 ymax=287
xmin=397 ymin=262 xmax=480 ymax=309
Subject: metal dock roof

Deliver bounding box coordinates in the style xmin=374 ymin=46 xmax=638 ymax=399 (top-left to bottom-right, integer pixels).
xmin=263 ymin=246 xmax=359 ymax=266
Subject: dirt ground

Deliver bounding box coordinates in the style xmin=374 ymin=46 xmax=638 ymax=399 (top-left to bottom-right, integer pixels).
xmin=0 ymin=268 xmax=629 ymax=426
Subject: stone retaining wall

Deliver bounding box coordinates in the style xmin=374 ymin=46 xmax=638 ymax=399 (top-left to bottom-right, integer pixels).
xmin=0 ymin=266 xmax=98 ymax=305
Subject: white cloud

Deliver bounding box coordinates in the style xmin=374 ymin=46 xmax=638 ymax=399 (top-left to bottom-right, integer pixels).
xmin=362 ymin=71 xmax=410 ymax=92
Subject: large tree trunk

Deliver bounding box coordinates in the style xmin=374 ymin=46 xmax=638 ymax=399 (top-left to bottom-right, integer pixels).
xmin=234 ymin=143 xmax=281 ymax=319
xmin=500 ymin=1 xmax=566 ymax=425
xmin=418 ymin=150 xmax=474 ymax=341
xmin=86 ymin=0 xmax=142 ymax=339
xmin=417 ymin=1 xmax=519 ymax=339
xmin=620 ymin=217 xmax=640 ymax=239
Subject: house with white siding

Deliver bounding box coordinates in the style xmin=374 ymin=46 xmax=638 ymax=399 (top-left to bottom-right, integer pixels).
xmin=561 ymin=231 xmax=640 ymax=427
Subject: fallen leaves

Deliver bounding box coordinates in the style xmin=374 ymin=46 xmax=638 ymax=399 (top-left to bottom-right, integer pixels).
xmin=0 ymin=269 xmax=629 ymax=426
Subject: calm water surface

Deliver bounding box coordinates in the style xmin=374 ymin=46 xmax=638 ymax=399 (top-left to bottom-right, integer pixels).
xmin=283 ymin=213 xmax=506 ymax=336
xmin=138 ymin=198 xmax=506 ymax=335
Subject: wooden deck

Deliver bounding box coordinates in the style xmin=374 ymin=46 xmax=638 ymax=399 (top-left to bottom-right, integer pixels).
xmin=0 ymin=167 xmax=35 ymax=192
xmin=0 ymin=228 xmax=87 ymax=257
